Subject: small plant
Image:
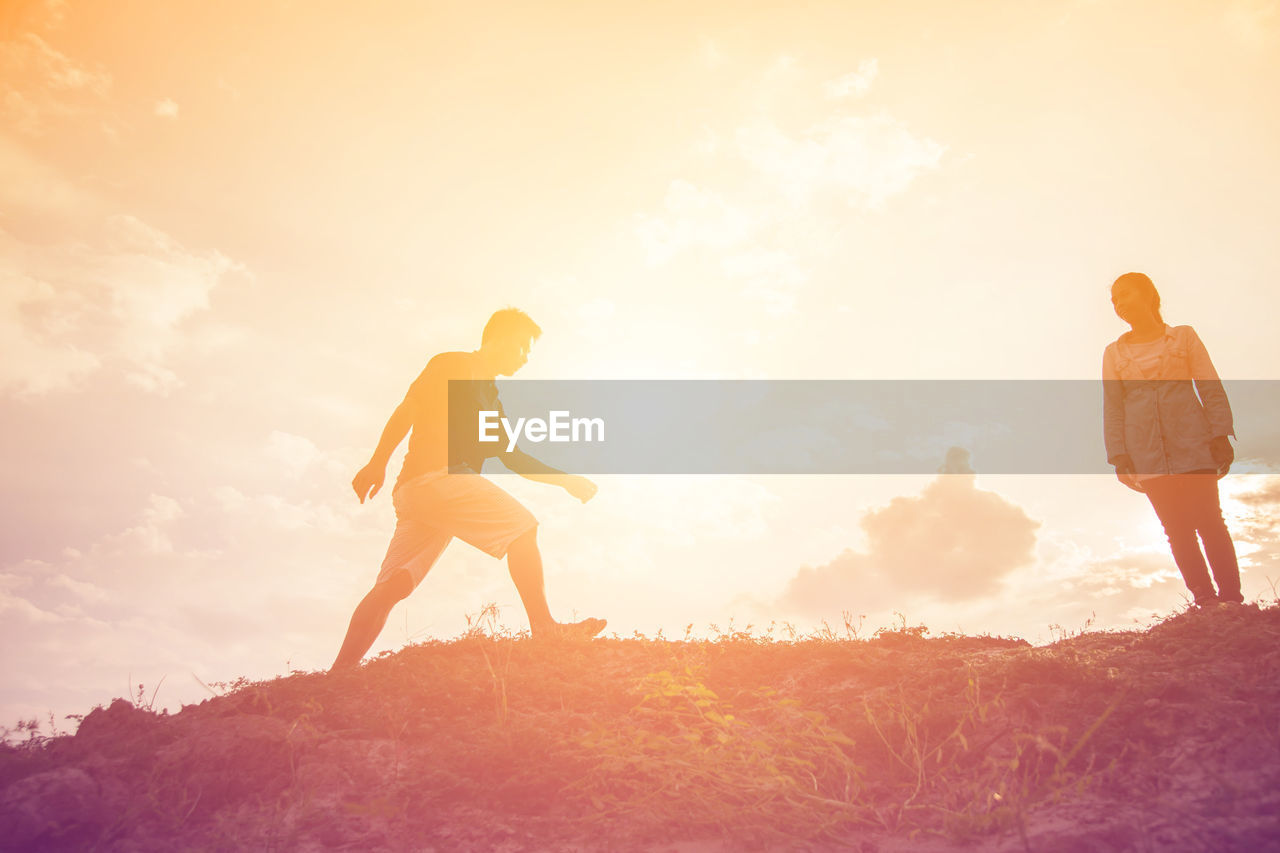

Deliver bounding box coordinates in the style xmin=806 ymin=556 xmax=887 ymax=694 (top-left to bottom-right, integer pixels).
xmin=569 ymin=666 xmax=869 ymax=842
xmin=131 ymin=677 xmax=166 ymax=712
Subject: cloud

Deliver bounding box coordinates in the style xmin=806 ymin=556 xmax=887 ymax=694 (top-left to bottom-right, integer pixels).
xmin=628 ymin=56 xmax=946 ymax=329
xmin=825 ymin=59 xmax=879 ymax=99
xmin=213 ymin=484 xmax=359 ymax=534
xmin=1224 ymin=0 xmax=1278 ymax=48
xmin=264 ymin=431 xmax=324 ymax=478
xmin=633 ymin=180 xmax=756 ymax=265
xmin=154 ymin=97 xmax=179 ymax=119
xmin=0 ymin=8 xmax=239 ymax=398
xmin=0 ymin=474 xmax=383 ymax=728
xmin=40 ymin=0 xmax=69 ymax=29
xmin=115 ymin=494 xmax=185 ymax=555
xmin=0 ymin=133 xmax=105 ymax=228
xmin=0 ymin=214 xmax=246 ymax=397
xmin=736 ymin=113 xmax=945 ymax=209
xmin=1063 ymin=549 xmax=1178 ymax=596
xmin=721 ymin=248 xmax=807 ymax=315
xmin=698 ymin=37 xmax=725 ymax=69
xmin=0 ymin=31 xmax=111 ymax=136
xmin=779 ymin=469 xmax=1040 ymax=616
xmin=1222 ymin=475 xmax=1280 ymax=578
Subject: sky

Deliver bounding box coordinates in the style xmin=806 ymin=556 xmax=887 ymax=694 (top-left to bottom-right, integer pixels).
xmin=3 ymin=0 xmax=1280 ymax=730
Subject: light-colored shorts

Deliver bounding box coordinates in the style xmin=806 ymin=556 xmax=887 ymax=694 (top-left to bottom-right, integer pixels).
xmin=377 ymin=469 xmax=538 ymax=589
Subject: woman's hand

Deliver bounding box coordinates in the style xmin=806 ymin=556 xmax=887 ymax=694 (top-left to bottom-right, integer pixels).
xmin=1111 ymin=454 xmax=1144 ymax=492
xmin=1211 ymin=435 xmax=1234 ymax=475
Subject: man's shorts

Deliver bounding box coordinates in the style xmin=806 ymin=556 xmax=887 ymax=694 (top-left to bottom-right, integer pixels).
xmin=377 ymin=469 xmax=538 ymax=589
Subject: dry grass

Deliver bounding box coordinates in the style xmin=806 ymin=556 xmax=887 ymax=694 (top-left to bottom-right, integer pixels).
xmin=3 ymin=603 xmax=1280 ymax=850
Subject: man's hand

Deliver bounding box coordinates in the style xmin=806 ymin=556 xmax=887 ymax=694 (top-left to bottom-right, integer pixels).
xmin=564 ymin=475 xmax=597 ymax=503
xmin=352 ymin=462 xmax=387 ymax=504
xmin=1210 ymin=436 xmax=1234 ymax=475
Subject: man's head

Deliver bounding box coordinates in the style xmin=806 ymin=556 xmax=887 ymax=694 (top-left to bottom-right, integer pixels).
xmin=480 ymin=308 xmax=541 ymax=375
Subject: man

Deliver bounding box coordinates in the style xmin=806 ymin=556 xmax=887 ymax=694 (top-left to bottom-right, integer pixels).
xmin=331 ymin=308 xmax=605 ymax=670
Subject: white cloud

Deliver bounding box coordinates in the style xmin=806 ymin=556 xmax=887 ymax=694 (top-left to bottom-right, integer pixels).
xmin=0 ymin=214 xmax=246 ymax=397
xmin=736 ymin=113 xmax=945 ymax=209
xmin=633 ymin=180 xmax=756 ymax=265
xmin=698 ymin=38 xmax=726 ymax=69
xmin=0 ymin=32 xmax=111 ymax=136
xmin=265 ymin=431 xmax=324 ymax=478
xmin=764 ymin=53 xmax=799 ymax=80
xmin=0 ymin=478 xmax=381 ymax=730
xmin=0 ymin=129 xmax=104 ymax=225
xmin=40 ymin=0 xmax=69 ymax=29
xmin=153 ymin=97 xmax=179 ymax=119
xmin=47 ymin=573 xmax=110 ymax=603
xmin=0 ymin=271 xmax=101 ymax=394
xmin=576 ymin=297 xmax=616 ymax=322
xmin=825 ymin=59 xmax=879 ymax=99
xmin=111 ymin=494 xmax=184 ymax=555
xmin=214 ymin=484 xmax=359 ymax=533
xmin=1224 ymin=0 xmax=1278 ymax=48
xmin=216 ymin=77 xmax=241 ymax=102
xmin=0 ymin=588 xmax=65 ymax=624
xmin=721 ymin=248 xmax=807 ymax=315
xmin=628 ymin=57 xmax=946 ymax=325
xmin=780 ymin=471 xmax=1040 ymax=615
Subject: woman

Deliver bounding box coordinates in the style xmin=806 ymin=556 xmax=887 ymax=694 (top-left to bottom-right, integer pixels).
xmin=1102 ymin=272 xmax=1243 ymax=607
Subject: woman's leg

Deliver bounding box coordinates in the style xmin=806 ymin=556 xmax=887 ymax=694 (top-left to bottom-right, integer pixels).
xmin=1144 ymin=474 xmax=1218 ymax=605
xmin=1186 ymin=473 xmax=1244 ymax=603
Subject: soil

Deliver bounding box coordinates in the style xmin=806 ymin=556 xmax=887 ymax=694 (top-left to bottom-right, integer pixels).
xmin=2 ymin=603 xmax=1278 ymax=851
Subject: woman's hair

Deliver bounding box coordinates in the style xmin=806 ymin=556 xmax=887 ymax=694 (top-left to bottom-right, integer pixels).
xmin=1112 ymin=272 xmax=1163 ymax=324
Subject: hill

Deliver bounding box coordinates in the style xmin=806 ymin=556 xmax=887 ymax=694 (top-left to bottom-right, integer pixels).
xmin=2 ymin=603 xmax=1279 ymax=851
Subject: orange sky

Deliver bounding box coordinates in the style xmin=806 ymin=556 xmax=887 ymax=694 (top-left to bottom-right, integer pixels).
xmin=3 ymin=0 xmax=1280 ymax=729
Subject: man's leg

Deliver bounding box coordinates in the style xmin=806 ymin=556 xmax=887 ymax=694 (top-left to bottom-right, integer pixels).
xmin=331 ymin=569 xmax=414 ymax=671
xmin=505 ymin=527 xmax=555 ymax=634
xmin=505 ymin=527 xmax=606 ymax=639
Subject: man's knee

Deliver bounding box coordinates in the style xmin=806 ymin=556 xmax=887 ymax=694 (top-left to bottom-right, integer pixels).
xmin=377 ymin=569 xmax=414 ymax=603
xmin=508 ymin=525 xmax=538 ymax=556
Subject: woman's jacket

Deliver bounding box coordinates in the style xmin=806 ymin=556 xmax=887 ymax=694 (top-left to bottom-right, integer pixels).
xmin=1102 ymin=324 xmax=1234 ymax=477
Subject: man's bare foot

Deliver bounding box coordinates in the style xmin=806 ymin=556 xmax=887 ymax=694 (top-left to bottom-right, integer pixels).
xmin=535 ymin=617 xmax=606 ymax=641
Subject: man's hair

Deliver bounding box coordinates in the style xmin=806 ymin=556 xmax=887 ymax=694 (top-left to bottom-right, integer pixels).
xmin=1112 ymin=271 xmax=1163 ymax=323
xmin=482 ymin=308 xmax=542 ymax=346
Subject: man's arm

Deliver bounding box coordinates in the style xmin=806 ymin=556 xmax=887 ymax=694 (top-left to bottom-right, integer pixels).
xmin=352 ymin=367 xmax=432 ymax=503
xmin=500 ymin=448 xmax=597 ymax=503
xmin=351 ymin=403 xmax=413 ymax=503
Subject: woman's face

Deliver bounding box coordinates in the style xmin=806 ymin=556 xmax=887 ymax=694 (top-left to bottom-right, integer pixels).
xmin=1111 ymin=280 xmax=1158 ymax=327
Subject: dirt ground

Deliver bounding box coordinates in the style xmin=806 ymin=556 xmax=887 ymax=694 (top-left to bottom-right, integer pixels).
xmin=3 ymin=603 xmax=1279 ymax=851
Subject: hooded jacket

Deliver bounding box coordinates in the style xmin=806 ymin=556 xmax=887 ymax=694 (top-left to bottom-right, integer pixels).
xmin=1102 ymin=324 xmax=1234 ymax=479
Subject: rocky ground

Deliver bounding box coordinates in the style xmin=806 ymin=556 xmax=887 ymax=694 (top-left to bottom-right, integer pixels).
xmin=2 ymin=603 xmax=1279 ymax=851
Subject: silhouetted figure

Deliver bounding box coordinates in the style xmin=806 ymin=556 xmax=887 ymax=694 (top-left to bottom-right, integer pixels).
xmin=1102 ymin=272 xmax=1243 ymax=607
xmin=938 ymin=446 xmax=976 ymax=475
xmin=331 ymin=309 xmax=605 ymax=670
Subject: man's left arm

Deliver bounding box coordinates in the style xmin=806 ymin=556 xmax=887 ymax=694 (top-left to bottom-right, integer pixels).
xmin=500 ymin=447 xmax=597 ymax=503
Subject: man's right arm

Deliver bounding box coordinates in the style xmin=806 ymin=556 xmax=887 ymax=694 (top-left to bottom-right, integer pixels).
xmin=352 ymin=365 xmax=432 ymax=503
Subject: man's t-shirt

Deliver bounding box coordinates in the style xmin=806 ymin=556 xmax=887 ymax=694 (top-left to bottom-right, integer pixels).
xmin=396 ymin=351 xmax=512 ymax=489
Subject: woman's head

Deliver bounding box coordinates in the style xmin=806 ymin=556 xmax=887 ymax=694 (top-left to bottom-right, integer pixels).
xmin=1110 ymin=272 xmax=1163 ymax=327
